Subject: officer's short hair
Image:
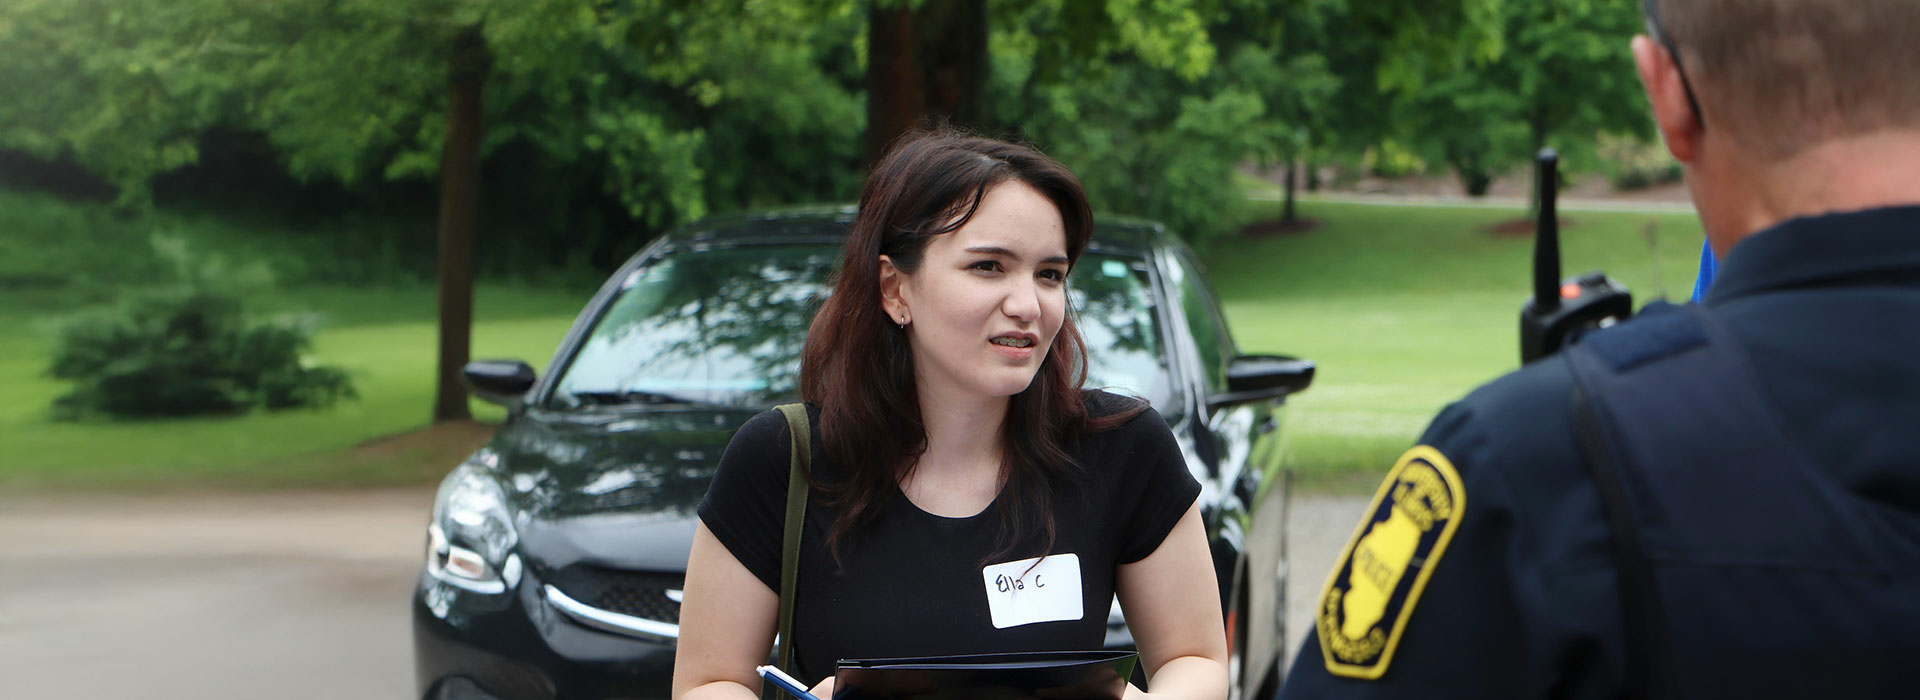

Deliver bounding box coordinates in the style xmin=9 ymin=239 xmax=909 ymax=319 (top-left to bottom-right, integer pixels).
xmin=1650 ymin=0 xmax=1920 ymax=159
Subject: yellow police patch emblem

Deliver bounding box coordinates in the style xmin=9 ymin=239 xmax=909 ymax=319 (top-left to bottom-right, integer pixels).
xmin=1317 ymin=445 xmax=1465 ymax=679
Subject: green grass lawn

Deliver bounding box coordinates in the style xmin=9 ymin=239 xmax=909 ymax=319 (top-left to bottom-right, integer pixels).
xmin=0 ymin=185 xmax=600 ymax=490
xmin=1204 ymin=198 xmax=1704 ymax=490
xmin=0 ymin=283 xmax=589 ymax=490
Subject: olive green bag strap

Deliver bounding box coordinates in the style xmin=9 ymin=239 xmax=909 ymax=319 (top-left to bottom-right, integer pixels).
xmin=771 ymin=403 xmax=811 ymax=687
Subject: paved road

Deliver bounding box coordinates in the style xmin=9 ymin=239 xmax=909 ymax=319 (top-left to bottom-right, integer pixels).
xmin=1281 ymin=492 xmax=1373 ymax=672
xmin=0 ymin=490 xmax=431 ymax=700
xmin=0 ymin=488 xmax=1372 ymax=699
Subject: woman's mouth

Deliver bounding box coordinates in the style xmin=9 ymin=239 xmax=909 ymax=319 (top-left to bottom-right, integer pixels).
xmin=989 ymin=333 xmax=1040 ymax=360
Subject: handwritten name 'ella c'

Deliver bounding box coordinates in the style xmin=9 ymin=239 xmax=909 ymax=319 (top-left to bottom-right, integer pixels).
xmin=995 ymin=573 xmax=1045 ymax=593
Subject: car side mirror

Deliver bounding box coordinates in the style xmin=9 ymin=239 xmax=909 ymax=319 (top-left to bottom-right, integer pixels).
xmin=464 ymin=359 xmax=537 ymax=409
xmin=1208 ymin=354 xmax=1315 ymax=409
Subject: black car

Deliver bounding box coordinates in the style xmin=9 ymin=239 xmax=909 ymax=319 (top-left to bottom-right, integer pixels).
xmin=412 ymin=208 xmax=1314 ymax=700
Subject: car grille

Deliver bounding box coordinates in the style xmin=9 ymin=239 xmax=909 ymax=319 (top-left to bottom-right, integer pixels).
xmin=547 ymin=567 xmax=683 ymax=624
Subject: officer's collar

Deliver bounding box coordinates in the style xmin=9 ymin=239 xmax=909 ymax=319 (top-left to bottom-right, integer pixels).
xmin=1703 ymin=204 xmax=1920 ymax=305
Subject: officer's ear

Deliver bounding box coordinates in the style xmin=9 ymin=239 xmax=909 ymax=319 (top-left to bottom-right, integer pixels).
xmin=1633 ymin=34 xmax=1703 ymax=164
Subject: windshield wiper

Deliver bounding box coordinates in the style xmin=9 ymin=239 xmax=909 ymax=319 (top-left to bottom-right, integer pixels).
xmin=566 ymin=390 xmax=710 ymax=408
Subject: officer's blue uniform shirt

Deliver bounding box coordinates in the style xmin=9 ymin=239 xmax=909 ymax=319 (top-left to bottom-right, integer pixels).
xmin=1280 ymin=205 xmax=1920 ymax=698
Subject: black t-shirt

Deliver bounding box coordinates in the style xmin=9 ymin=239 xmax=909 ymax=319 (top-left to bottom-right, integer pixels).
xmin=696 ymin=391 xmax=1202 ymax=684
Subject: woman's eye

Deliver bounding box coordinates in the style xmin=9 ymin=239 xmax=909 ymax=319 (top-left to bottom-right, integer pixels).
xmin=1039 ymin=269 xmax=1066 ymax=282
xmin=968 ymin=260 xmax=1002 ymax=273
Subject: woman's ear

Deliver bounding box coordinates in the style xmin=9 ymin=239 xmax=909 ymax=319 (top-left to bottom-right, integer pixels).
xmin=878 ymin=255 xmax=910 ymax=324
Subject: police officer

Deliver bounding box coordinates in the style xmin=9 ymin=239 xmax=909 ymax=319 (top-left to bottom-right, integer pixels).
xmin=1280 ymin=0 xmax=1920 ymax=697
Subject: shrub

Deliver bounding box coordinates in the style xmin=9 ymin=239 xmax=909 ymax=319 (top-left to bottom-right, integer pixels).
xmin=1596 ymin=134 xmax=1682 ymax=191
xmin=45 ymin=236 xmax=355 ymax=419
xmin=1362 ymin=140 xmax=1428 ymax=178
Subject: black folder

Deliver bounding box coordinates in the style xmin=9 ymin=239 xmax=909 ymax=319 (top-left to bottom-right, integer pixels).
xmin=833 ymin=650 xmax=1138 ymax=700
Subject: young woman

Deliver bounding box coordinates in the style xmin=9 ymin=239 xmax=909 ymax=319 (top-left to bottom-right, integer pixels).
xmin=671 ymin=130 xmax=1227 ymax=700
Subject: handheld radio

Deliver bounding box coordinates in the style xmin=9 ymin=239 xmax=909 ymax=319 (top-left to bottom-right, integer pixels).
xmin=1519 ymin=148 xmax=1634 ymax=363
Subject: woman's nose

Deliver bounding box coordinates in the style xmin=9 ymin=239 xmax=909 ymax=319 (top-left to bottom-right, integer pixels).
xmin=1002 ymin=278 xmax=1041 ymax=321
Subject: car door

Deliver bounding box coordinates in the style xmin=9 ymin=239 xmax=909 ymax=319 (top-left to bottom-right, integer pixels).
xmin=1160 ymin=242 xmax=1294 ymax=699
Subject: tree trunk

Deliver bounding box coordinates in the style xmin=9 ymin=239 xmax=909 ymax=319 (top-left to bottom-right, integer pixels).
xmin=862 ymin=0 xmax=988 ymax=168
xmin=1459 ymin=167 xmax=1493 ymax=197
xmin=864 ymin=4 xmax=922 ymax=166
xmin=1448 ymin=144 xmax=1492 ymax=197
xmin=920 ymin=0 xmax=988 ymax=128
xmin=1282 ymin=155 xmax=1298 ymax=224
xmin=433 ymin=25 xmax=489 ymax=423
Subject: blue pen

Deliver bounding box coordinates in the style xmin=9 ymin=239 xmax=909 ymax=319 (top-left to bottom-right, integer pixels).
xmin=756 ymin=665 xmax=821 ymax=700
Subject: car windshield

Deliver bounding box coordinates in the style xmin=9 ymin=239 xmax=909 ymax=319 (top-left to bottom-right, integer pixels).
xmin=549 ymin=243 xmax=1178 ymax=415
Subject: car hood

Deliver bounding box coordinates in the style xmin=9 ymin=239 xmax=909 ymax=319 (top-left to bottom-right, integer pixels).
xmin=491 ymin=406 xmax=762 ymax=573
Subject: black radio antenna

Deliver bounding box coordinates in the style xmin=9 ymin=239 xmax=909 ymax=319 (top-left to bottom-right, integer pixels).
xmin=1532 ymin=148 xmax=1561 ymax=313
xmin=1518 ymin=146 xmax=1634 ymax=363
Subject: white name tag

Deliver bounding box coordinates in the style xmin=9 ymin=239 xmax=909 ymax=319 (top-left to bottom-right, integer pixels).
xmin=981 ymin=553 xmax=1084 ymax=629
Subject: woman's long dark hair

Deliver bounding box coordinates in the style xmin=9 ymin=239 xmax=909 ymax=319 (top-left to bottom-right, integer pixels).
xmin=799 ymin=129 xmax=1145 ymax=557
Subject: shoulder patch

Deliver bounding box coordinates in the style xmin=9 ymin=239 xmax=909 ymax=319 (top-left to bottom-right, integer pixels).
xmin=1316 ymin=445 xmax=1466 ymax=680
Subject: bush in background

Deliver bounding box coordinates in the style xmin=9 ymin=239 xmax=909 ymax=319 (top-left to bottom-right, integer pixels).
xmin=1596 ymin=134 xmax=1682 ymax=191
xmin=1362 ymin=140 xmax=1428 ymax=179
xmin=45 ymin=236 xmax=355 ymax=420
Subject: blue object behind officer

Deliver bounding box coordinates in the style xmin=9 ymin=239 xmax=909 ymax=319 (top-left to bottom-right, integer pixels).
xmin=1689 ymin=240 xmax=1715 ymax=301
xmin=1280 ymin=0 xmax=1920 ymax=697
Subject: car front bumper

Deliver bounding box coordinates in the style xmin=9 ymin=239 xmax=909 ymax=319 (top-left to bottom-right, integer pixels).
xmin=412 ymin=568 xmax=678 ymax=700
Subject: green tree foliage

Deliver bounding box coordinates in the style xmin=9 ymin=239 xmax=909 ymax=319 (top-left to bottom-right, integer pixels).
xmin=1391 ymin=0 xmax=1651 ymax=197
xmin=2 ymin=0 xmax=1549 ymax=247
xmin=1247 ymin=0 xmax=1505 ymax=195
xmin=1210 ymin=0 xmax=1342 ymax=223
xmin=47 ymin=237 xmax=355 ymax=419
xmin=1004 ymin=0 xmax=1357 ymax=241
xmin=1015 ymin=55 xmax=1258 ymax=243
xmin=0 ymin=0 xmax=258 ymax=204
xmin=991 ymin=0 xmax=1224 ymax=242
xmin=0 ymin=0 xmax=864 ymax=227
xmin=986 ymin=0 xmax=1510 ymax=241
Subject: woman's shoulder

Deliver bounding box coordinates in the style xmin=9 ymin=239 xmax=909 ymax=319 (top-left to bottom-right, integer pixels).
xmin=1072 ymin=391 xmax=1191 ymax=507
xmin=735 ymin=405 xmax=793 ymax=440
xmin=721 ymin=403 xmax=816 ymax=465
xmin=1075 ymin=390 xmax=1175 ymax=464
xmin=1080 ymin=389 xmax=1159 ymax=428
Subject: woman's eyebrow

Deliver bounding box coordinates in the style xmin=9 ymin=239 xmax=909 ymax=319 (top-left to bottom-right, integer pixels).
xmin=964 ymin=245 xmax=1070 ymax=265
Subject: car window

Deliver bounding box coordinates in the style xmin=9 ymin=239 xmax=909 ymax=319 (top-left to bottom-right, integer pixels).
xmin=550 ymin=244 xmax=1177 ymax=412
xmin=1070 ymin=256 xmax=1180 ymax=419
xmin=1165 ymin=249 xmax=1235 ymax=394
xmin=552 ymin=245 xmax=839 ymax=407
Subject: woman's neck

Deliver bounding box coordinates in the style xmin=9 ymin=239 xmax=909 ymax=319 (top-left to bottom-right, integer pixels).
xmin=901 ymin=386 xmax=1008 ymax=518
xmin=912 ymin=382 xmax=1009 ymax=479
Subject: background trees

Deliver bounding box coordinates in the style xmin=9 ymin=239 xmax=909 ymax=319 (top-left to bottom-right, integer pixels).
xmin=1391 ymin=0 xmax=1650 ymax=198
xmin=2 ymin=0 xmax=1655 ymax=422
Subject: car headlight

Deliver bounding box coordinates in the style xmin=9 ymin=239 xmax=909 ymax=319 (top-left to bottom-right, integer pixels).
xmin=426 ymin=461 xmax=522 ymax=594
